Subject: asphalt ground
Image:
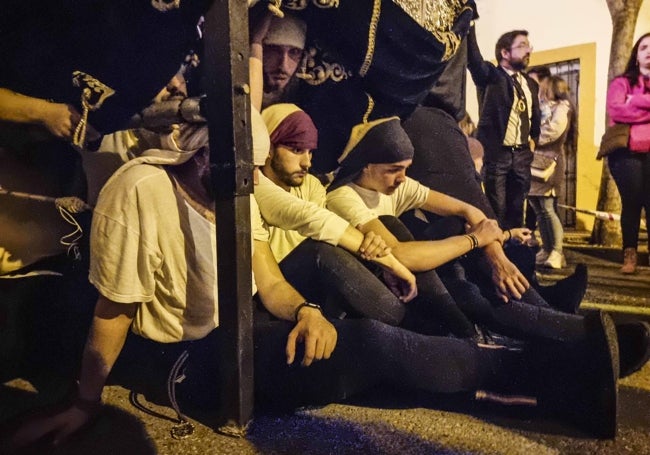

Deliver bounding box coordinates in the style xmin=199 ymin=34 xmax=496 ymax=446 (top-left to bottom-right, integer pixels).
xmin=1 ymin=237 xmax=650 ymax=455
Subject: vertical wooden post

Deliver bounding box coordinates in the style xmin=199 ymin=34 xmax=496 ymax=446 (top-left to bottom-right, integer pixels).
xmin=203 ymin=0 xmax=254 ymax=433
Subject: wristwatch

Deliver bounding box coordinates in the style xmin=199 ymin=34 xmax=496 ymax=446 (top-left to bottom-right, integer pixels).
xmin=293 ymin=301 xmax=323 ymax=322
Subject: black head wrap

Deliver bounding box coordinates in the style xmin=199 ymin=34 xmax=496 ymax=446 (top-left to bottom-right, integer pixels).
xmin=328 ymin=117 xmax=414 ymax=192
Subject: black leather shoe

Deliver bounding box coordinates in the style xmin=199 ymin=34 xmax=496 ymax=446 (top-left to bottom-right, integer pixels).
xmin=537 ymin=263 xmax=588 ymax=314
xmin=616 ymin=321 xmax=650 ymax=378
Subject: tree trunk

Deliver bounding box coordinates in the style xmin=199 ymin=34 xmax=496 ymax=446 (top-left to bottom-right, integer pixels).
xmin=591 ymin=0 xmax=644 ymax=245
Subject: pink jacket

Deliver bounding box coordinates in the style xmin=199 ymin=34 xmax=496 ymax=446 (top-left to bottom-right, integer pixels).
xmin=606 ymin=75 xmax=650 ymax=152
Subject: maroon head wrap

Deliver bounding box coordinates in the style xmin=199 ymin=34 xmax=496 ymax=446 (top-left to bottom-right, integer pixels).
xmin=263 ymin=104 xmax=318 ymax=150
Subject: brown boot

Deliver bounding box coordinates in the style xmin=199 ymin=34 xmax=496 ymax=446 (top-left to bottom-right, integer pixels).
xmin=621 ymin=247 xmax=637 ymax=274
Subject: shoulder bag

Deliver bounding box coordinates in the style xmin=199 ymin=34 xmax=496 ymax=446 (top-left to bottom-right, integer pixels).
xmin=597 ymin=123 xmax=630 ymax=160
xmin=531 ymin=150 xmax=557 ymax=182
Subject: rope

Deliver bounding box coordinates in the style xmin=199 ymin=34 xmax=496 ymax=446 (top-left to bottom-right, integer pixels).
xmin=267 ymin=0 xmax=284 ymax=17
xmin=0 ymin=185 xmax=92 ymax=258
xmin=57 ymin=205 xmax=83 ymax=260
xmin=167 ymin=350 xmax=195 ymax=439
xmin=126 ymin=350 xmax=195 ymax=440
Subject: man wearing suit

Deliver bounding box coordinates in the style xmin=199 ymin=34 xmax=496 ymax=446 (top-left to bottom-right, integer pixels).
xmin=467 ymin=25 xmax=541 ymax=229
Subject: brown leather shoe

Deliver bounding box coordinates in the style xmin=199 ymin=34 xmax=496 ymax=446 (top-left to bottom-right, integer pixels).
xmin=620 ymin=247 xmax=637 ymax=274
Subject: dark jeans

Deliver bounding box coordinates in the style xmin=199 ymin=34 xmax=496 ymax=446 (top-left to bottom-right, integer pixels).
xmin=377 ymin=215 xmax=477 ymax=338
xmin=115 ymin=318 xmax=522 ymax=412
xmin=253 ymin=318 xmax=514 ymax=410
xmin=281 ymin=237 xmax=475 ymax=338
xmin=607 ymin=149 xmax=650 ymax=249
xmin=278 ymin=239 xmax=406 ymax=325
xmin=440 ymin=258 xmax=585 ymax=342
xmin=484 ymin=148 xmax=534 ymax=229
xmin=400 ymin=211 xmax=587 ymax=343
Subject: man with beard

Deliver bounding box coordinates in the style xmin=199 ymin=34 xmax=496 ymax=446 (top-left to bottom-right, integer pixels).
xmin=467 ymin=26 xmax=541 ymax=230
xmin=259 ymin=13 xmax=306 ymax=109
xmin=255 ymin=104 xmax=482 ymax=340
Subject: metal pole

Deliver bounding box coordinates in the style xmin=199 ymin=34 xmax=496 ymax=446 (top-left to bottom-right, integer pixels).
xmin=203 ymin=0 xmax=254 ymax=434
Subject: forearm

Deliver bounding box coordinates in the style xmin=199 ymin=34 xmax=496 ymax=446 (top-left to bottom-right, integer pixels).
xmin=77 ymin=296 xmax=137 ymax=401
xmin=423 ymin=190 xmax=487 ymax=226
xmin=249 ymin=44 xmax=263 ymax=111
xmin=371 ymin=252 xmax=413 ymax=280
xmin=482 ymin=239 xmax=507 ymax=260
xmin=253 ymin=240 xmax=317 ymax=321
xmin=481 ymin=240 xmax=515 ymax=275
xmin=0 ymin=88 xmax=52 ymax=125
xmin=392 ymin=236 xmax=478 ymax=272
xmin=336 ymin=225 xmax=364 ymax=254
xmin=466 ymin=26 xmax=490 ymax=85
xmin=261 ymin=281 xmax=309 ymax=321
xmin=626 ymin=94 xmax=650 ymax=123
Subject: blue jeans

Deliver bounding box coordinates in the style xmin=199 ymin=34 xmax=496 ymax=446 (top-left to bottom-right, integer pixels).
xmin=528 ymin=196 xmax=563 ymax=253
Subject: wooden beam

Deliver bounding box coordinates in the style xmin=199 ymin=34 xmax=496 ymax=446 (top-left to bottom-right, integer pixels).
xmin=203 ymin=0 xmax=254 ymax=434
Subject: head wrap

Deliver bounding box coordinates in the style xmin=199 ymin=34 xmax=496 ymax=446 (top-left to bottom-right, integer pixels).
xmin=261 ymin=103 xmax=318 ymax=151
xmin=263 ymin=14 xmax=307 ymax=50
xmin=328 ymin=117 xmax=414 ymax=191
xmin=251 ymin=108 xmax=271 ymax=165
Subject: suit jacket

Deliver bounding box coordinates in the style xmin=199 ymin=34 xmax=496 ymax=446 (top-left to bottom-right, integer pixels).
xmin=466 ymin=27 xmax=541 ymax=162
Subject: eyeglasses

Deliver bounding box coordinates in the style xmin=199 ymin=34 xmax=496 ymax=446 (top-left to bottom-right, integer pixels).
xmin=511 ymin=43 xmax=533 ymax=52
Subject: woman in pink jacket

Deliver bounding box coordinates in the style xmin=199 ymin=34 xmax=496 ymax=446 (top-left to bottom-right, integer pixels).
xmin=606 ymin=32 xmax=650 ymax=274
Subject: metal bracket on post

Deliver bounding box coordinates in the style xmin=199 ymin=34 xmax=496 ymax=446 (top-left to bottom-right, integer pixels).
xmin=203 ymin=0 xmax=254 ymax=436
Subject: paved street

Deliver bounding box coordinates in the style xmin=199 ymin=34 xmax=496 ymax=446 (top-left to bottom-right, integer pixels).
xmin=2 ymin=240 xmax=650 ymax=455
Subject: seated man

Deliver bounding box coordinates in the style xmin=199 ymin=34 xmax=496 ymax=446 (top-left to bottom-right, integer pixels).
xmin=7 ymin=125 xmax=620 ymax=450
xmin=256 ymin=103 xmax=477 ymax=338
xmin=325 ymin=118 xmax=610 ymax=344
xmin=401 ymin=106 xmax=586 ymax=314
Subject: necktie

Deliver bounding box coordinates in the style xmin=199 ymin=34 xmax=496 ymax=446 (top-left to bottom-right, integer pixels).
xmin=511 ymin=73 xmax=530 ymax=144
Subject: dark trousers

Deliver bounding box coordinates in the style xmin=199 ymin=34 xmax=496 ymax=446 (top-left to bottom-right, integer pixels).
xmin=253 ymin=318 xmax=510 ymax=410
xmin=400 ymin=211 xmax=587 ymax=343
xmin=484 ymin=148 xmax=534 ymax=229
xmin=440 ymin=257 xmax=586 ymax=342
xmin=278 ymin=239 xmax=406 ymax=326
xmin=607 ymin=149 xmax=650 ymax=249
xmin=281 ymin=237 xmax=476 ymax=338
xmin=378 ymin=216 xmax=477 ymax=338
xmin=115 ymin=317 xmax=519 ymax=412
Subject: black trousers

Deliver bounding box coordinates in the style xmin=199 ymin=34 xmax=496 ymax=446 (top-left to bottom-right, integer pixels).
xmin=607 ymin=148 xmax=650 ymax=249
xmin=484 ymin=147 xmax=534 ymax=229
xmin=114 ymin=317 xmax=520 ymax=412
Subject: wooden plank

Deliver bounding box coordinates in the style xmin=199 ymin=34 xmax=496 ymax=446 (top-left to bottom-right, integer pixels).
xmin=203 ymin=0 xmax=254 ymax=434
